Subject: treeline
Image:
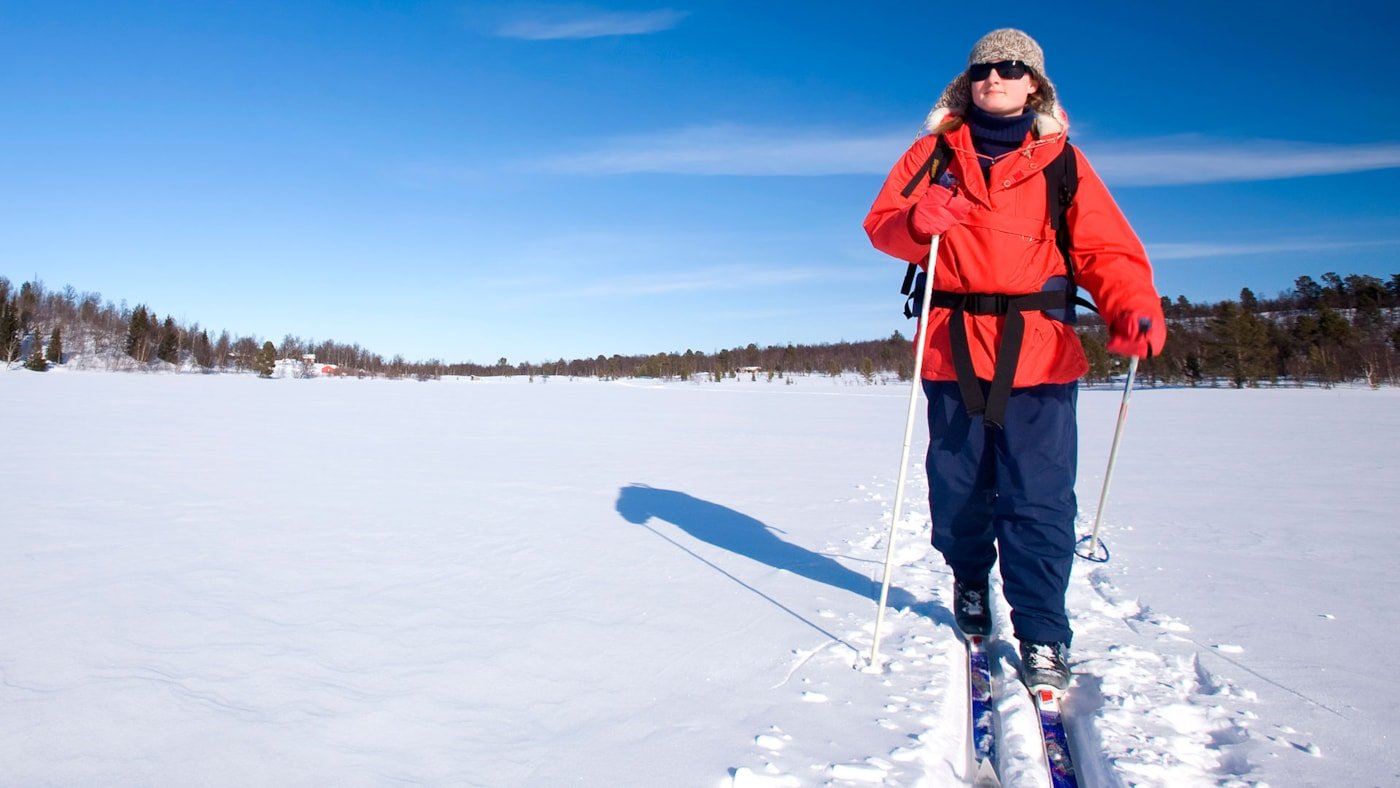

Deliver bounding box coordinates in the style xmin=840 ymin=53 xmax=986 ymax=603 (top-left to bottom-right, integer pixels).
xmin=0 ymin=277 xmax=443 ymax=378
xmin=3 ymin=271 xmax=1398 ymax=386
xmin=1081 ymin=273 xmax=1400 ymax=388
xmin=440 ymin=333 xmax=917 ymax=381
xmin=0 ymin=274 xmax=917 ymax=382
xmin=523 ymin=271 xmax=1400 ymax=388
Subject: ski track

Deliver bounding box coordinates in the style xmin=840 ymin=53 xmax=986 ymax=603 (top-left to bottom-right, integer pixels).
xmin=729 ymin=473 xmax=1304 ymax=787
xmin=4 ymin=372 xmax=1361 ymax=786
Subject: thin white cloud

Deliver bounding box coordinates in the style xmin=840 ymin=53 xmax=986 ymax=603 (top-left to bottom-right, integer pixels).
xmin=535 ymin=124 xmax=909 ymax=176
xmin=495 ymin=8 xmax=686 ymax=40
xmin=533 ymin=125 xmax=1400 ymax=183
xmin=1147 ymin=237 xmax=1400 ymax=261
xmin=1088 ymin=136 xmax=1400 ymax=186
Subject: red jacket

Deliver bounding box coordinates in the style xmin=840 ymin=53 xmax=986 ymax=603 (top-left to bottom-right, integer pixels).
xmin=864 ymin=117 xmax=1164 ymax=384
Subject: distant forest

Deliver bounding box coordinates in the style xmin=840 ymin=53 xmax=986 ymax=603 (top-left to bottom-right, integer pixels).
xmin=2 ymin=272 xmax=1398 ymax=387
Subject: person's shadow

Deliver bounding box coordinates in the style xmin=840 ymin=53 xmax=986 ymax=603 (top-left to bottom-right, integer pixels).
xmin=616 ymin=484 xmax=950 ymax=636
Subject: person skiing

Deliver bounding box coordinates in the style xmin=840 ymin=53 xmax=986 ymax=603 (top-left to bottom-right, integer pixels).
xmin=862 ymin=28 xmax=1165 ymax=690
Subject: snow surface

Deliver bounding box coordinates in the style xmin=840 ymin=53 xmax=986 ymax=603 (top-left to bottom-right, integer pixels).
xmin=2 ymin=370 xmax=1396 ymax=786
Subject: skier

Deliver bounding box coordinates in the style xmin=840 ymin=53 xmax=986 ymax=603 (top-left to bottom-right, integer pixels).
xmin=863 ymin=28 xmax=1165 ymax=689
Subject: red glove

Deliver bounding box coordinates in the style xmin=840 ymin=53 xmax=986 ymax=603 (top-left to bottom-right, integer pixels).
xmin=1106 ymin=312 xmax=1167 ymax=358
xmin=908 ymin=184 xmax=973 ymax=241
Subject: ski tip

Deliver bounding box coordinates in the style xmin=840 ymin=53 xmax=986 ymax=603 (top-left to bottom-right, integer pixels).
xmin=973 ymin=756 xmax=1001 ymax=787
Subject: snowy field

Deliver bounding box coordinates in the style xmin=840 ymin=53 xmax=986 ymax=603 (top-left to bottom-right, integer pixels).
xmin=1 ymin=370 xmax=1396 ymax=787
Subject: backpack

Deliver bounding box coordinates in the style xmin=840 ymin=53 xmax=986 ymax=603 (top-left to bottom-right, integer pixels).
xmin=898 ymin=134 xmax=1095 ymax=320
xmin=895 ymin=133 xmax=1099 ymax=429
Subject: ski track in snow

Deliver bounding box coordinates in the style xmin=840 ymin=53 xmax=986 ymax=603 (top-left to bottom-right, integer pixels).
xmin=4 ymin=371 xmax=1383 ymax=786
xmin=728 ymin=474 xmax=1315 ymax=787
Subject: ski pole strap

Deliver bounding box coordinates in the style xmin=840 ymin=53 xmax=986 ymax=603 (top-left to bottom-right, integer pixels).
xmin=930 ymin=289 xmax=1068 ymax=429
xmin=901 ymin=264 xmax=920 ymax=298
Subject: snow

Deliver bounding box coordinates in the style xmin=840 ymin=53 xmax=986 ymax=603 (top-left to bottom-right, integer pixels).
xmin=2 ymin=369 xmax=1397 ymax=786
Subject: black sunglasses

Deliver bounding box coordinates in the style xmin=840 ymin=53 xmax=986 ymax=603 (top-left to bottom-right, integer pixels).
xmin=967 ymin=60 xmax=1031 ymax=81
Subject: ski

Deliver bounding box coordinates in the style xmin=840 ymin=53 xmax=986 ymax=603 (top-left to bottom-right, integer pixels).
xmin=967 ymin=635 xmax=999 ymax=786
xmin=1030 ymin=685 xmax=1078 ymax=788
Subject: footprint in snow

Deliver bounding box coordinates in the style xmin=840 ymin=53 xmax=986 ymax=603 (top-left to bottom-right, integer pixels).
xmin=754 ymin=734 xmax=784 ymax=750
xmin=829 ymin=762 xmax=887 ymax=782
xmin=729 ymin=767 xmax=800 ymax=787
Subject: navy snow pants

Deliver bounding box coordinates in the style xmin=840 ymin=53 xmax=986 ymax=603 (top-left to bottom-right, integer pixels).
xmin=923 ymin=379 xmax=1078 ymax=645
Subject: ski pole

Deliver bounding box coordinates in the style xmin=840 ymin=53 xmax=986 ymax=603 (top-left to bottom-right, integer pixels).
xmin=870 ymin=236 xmax=940 ymax=666
xmin=1078 ymin=352 xmax=1141 ymax=562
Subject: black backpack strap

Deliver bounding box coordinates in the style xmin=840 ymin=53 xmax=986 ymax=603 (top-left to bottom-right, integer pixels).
xmin=900 ymin=135 xmax=954 ymax=199
xmin=899 ymin=136 xmax=954 ymax=314
xmin=931 ymin=290 xmax=1066 ymax=428
xmin=1046 ymin=142 xmax=1075 ymax=265
xmin=1043 ymin=142 xmax=1097 ymax=316
xmin=902 ymin=143 xmax=1095 ymax=427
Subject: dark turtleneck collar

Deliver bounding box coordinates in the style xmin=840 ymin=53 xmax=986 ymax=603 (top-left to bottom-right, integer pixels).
xmin=965 ymin=104 xmax=1036 ymax=180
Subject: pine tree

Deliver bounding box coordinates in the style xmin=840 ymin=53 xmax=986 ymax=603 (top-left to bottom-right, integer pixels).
xmin=24 ymin=343 xmax=48 ymax=372
xmin=46 ymin=326 xmax=62 ymax=365
xmin=1239 ymin=287 xmax=1259 ymax=312
xmin=0 ymin=294 xmax=19 ymax=364
xmin=157 ymin=316 xmax=179 ymax=364
xmin=1320 ymin=272 xmax=1346 ymax=307
xmin=1208 ymin=302 xmax=1272 ymax=388
xmin=254 ymin=341 xmax=277 ymax=378
xmin=1293 ymin=305 xmax=1357 ymax=385
xmin=17 ymin=281 xmax=38 ymax=334
xmin=126 ymin=305 xmax=152 ymax=361
xmin=859 ymin=357 xmax=875 ymax=383
xmin=1174 ymin=295 xmax=1192 ymax=318
xmin=1346 ymin=274 xmax=1387 ymax=328
xmin=193 ymin=330 xmax=215 ymax=369
xmin=1294 ymin=275 xmax=1323 ymax=308
xmin=1184 ymin=349 xmax=1205 ymax=387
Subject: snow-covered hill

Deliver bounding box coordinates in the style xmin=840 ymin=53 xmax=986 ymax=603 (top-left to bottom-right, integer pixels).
xmin=1 ymin=370 xmax=1394 ymax=786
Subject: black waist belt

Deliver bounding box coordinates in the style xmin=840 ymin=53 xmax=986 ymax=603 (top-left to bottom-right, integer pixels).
xmin=930 ymin=289 xmax=1067 ymax=429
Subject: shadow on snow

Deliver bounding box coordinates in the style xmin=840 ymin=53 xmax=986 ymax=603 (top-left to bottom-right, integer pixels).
xmin=615 ymin=484 xmax=951 ymax=644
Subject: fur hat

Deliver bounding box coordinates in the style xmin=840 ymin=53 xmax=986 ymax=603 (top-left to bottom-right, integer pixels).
xmin=921 ymin=28 xmax=1065 ymax=137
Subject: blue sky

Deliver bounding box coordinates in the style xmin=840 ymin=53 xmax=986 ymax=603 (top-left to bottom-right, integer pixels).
xmin=4 ymin=1 xmax=1399 ymax=364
